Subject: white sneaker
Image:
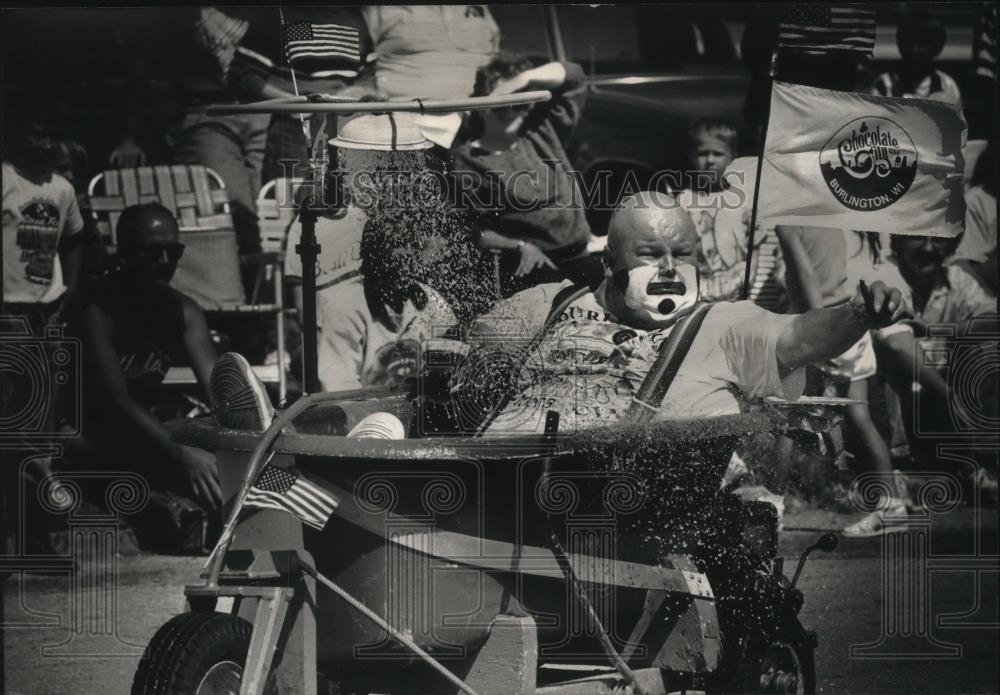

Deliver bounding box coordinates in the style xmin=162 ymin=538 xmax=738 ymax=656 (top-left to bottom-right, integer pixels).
xmin=842 ymin=501 xmax=910 ymax=538
xmin=210 ymin=352 xmax=274 ymax=431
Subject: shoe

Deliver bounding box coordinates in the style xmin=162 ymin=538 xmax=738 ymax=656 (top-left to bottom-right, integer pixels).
xmin=842 ymin=501 xmax=910 ymax=538
xmin=210 ymin=352 xmax=274 ymax=431
xmin=347 ymin=412 xmax=406 ymax=440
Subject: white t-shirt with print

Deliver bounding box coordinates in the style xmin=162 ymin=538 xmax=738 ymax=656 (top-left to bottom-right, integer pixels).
xmin=3 ymin=163 xmax=84 ymax=304
xmin=485 ymin=283 xmax=805 ymax=435
xmin=284 ymin=205 xmax=365 ymax=292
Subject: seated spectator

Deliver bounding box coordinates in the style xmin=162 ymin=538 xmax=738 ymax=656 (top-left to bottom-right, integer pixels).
xmin=74 ymin=203 xmax=220 ymax=511
xmin=676 ymin=119 xmax=752 ymax=302
xmin=465 ymin=193 xmax=909 ymax=438
xmin=3 ymin=110 xmax=83 ymax=330
xmin=452 ymin=55 xmax=601 ymax=296
xmin=950 ymin=139 xmax=997 ymax=293
xmin=872 ymin=12 xmax=962 ymax=107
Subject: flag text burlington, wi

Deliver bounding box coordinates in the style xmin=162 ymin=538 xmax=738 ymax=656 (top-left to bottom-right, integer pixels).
xmin=758 ymin=81 xmax=967 ymax=237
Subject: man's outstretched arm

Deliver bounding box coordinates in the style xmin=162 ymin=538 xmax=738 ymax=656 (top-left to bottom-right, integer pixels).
xmin=775 ymin=280 xmax=910 ymax=376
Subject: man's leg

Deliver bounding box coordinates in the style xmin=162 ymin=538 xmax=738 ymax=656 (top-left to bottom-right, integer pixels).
xmin=842 ymin=378 xmax=913 ymax=537
xmin=172 ymin=113 xmax=262 ymax=256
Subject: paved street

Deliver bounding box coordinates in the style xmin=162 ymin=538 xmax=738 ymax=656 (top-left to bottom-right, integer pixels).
xmin=3 ymin=507 xmax=997 ymax=695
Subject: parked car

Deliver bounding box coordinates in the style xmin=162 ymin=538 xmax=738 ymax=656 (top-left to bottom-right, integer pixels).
xmin=489 ymin=3 xmax=987 ymax=232
xmin=490 ymin=4 xmax=750 ymax=231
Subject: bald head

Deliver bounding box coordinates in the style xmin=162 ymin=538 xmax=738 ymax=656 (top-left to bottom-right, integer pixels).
xmin=602 ymin=192 xmax=701 ymax=329
xmin=607 ymin=192 xmax=698 ymax=255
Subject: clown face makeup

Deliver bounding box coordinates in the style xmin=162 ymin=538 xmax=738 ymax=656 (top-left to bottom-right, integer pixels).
xmin=604 ymin=204 xmax=702 ymax=329
xmin=620 ymin=262 xmax=700 ymax=324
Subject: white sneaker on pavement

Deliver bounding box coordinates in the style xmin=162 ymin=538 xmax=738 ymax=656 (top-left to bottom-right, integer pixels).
xmin=842 ymin=500 xmax=911 ymax=538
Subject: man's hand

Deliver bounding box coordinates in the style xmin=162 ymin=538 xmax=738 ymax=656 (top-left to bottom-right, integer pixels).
xmin=491 ymin=73 xmax=530 ymax=96
xmin=849 ymin=280 xmax=913 ymax=329
xmin=516 ymin=241 xmax=557 ymax=276
xmin=109 ymin=138 xmax=146 ymax=167
xmin=177 ymin=444 xmax=222 ymax=509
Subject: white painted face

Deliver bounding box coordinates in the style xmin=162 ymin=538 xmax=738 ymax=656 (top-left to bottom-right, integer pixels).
xmin=622 ymin=262 xmax=700 ymax=324
xmin=605 ymin=195 xmax=702 ymax=330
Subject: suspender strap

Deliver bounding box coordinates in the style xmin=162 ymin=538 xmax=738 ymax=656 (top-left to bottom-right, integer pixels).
xmin=544 ymin=283 xmax=592 ymax=333
xmin=627 ymin=303 xmax=713 ymax=423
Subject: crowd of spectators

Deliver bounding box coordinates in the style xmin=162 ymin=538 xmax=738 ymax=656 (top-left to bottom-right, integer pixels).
xmin=2 ymin=6 xmax=996 ymax=552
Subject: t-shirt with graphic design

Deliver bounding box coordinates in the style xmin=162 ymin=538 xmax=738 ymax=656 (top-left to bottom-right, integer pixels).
xmin=484 ymin=283 xmax=805 ymax=435
xmin=3 ymin=163 xmax=84 ymax=304
xmin=317 ymin=275 xmax=458 ymax=391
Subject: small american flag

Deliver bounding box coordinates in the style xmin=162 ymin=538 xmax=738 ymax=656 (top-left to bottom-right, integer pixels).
xmin=244 ymin=465 xmax=338 ymax=530
xmin=282 ymin=21 xmax=361 ymax=67
xmin=779 ymin=4 xmax=876 ymax=56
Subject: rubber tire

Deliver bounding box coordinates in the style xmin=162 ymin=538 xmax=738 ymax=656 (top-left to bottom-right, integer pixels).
xmin=721 ymin=636 xmax=816 ymax=695
xmin=131 ymin=611 xmax=263 ymax=695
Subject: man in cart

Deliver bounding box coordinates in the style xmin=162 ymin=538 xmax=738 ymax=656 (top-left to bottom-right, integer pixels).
xmin=459 ymin=191 xmax=912 ymax=436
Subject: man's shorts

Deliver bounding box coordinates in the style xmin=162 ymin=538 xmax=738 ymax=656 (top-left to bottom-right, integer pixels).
xmin=815 ymin=331 xmax=877 ymax=382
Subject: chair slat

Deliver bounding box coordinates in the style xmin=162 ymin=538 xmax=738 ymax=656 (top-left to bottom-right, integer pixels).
xmin=138 ymin=167 xmax=156 ymax=196
xmin=154 ymin=166 xmax=177 ymax=213
xmin=121 ymin=168 xmax=139 ymax=207
xmin=190 ymin=166 xmax=214 ymax=216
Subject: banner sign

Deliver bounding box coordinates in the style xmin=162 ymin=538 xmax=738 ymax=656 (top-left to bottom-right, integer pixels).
xmin=758 ymin=80 xmax=967 ymax=237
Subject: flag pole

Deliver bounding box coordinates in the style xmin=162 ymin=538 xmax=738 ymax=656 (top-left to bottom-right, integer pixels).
xmin=740 ymin=47 xmax=780 ymax=300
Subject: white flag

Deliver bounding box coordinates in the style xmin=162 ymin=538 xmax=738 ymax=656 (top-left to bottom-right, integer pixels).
xmin=758 ymin=81 xmax=967 ymax=237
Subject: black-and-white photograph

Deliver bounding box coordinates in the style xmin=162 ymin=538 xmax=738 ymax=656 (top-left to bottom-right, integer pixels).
xmin=1 ymin=4 xmax=997 ymax=694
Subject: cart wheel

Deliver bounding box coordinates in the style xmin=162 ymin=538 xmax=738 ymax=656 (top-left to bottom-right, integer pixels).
xmin=756 ymin=639 xmax=815 ymax=695
xmin=132 ymin=611 xmax=274 ymax=695
xmin=712 ymin=632 xmax=816 ymax=694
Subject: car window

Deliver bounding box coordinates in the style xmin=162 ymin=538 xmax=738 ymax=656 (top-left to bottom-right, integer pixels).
xmin=555 ymin=5 xmax=738 ymax=74
xmin=489 ymin=5 xmax=552 ymax=63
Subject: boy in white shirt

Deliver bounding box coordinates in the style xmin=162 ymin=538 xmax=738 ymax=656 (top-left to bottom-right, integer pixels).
xmin=3 ymin=115 xmax=84 ymax=326
xmin=676 ymin=119 xmax=750 ymax=302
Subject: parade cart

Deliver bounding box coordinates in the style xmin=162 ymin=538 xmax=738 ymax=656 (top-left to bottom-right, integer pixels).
xmin=132 ymin=92 xmax=839 ymax=695
xmin=138 ymin=390 xmax=839 ymax=695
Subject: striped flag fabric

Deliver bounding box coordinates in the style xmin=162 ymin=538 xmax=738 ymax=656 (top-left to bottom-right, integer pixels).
xmin=282 ymin=21 xmax=362 ymax=68
xmin=779 ymin=4 xmax=876 ymax=56
xmin=244 ymin=465 xmax=339 ymax=530
xmin=974 ymin=3 xmax=997 ymax=82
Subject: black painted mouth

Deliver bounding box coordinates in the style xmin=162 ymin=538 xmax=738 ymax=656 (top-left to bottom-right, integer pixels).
xmin=646 ymin=281 xmax=687 ymax=295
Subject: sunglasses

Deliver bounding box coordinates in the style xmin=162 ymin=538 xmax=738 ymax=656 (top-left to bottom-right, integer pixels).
xmin=132 ymin=243 xmax=185 ymax=263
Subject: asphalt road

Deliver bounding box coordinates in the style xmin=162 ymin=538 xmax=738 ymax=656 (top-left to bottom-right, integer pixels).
xmin=3 ymin=507 xmax=998 ymax=695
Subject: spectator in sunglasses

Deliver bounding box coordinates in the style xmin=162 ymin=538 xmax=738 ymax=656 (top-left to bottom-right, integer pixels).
xmin=451 ymin=54 xmax=603 ymax=296
xmin=74 ymin=202 xmax=221 ymax=511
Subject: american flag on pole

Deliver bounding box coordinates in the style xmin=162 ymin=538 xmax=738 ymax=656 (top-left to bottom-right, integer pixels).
xmin=779 ymin=4 xmax=877 ymax=56
xmin=282 ymin=21 xmax=362 ymax=67
xmin=244 ymin=465 xmax=339 ymax=530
